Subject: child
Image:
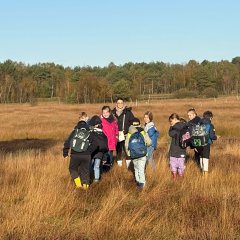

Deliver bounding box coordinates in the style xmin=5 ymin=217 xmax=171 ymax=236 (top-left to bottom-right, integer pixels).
xmin=125 ymin=118 xmax=152 ymax=189
xmin=187 ymin=108 xmax=202 ymax=166
xmin=63 ymin=114 xmax=101 ymax=190
xmin=143 ymin=111 xmax=160 ymax=170
xmin=100 ymin=106 xmax=118 ymax=166
xmin=196 ymin=111 xmax=218 ymax=176
xmin=168 ymin=113 xmax=187 ymax=180
xmin=89 ymin=116 xmax=108 ymax=182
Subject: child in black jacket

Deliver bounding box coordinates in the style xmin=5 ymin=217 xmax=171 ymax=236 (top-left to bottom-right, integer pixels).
xmin=168 ymin=113 xmax=187 ymax=180
xmin=89 ymin=116 xmax=108 ymax=182
xmin=63 ymin=115 xmax=106 ymax=189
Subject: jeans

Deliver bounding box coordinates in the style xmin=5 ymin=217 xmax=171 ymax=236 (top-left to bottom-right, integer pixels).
xmin=146 ymin=146 xmax=155 ymax=170
xmin=132 ymin=156 xmax=147 ymax=184
xmin=93 ymin=158 xmax=101 ymax=180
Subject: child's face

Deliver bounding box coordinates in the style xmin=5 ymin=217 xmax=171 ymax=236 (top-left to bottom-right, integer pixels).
xmin=188 ymin=111 xmax=196 ymax=120
xmin=102 ymin=109 xmax=110 ymax=118
xmin=144 ymin=115 xmax=150 ymax=124
xmin=80 ymin=116 xmax=88 ymax=122
xmin=169 ymin=118 xmax=178 ymax=126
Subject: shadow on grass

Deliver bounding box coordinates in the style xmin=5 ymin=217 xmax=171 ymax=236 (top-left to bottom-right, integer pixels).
xmin=0 ymin=138 xmax=61 ymax=154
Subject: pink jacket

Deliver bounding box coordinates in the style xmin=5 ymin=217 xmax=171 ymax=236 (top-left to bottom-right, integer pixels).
xmin=101 ymin=115 xmax=119 ymax=151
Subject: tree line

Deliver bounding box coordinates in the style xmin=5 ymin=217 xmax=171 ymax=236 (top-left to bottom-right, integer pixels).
xmin=0 ymin=57 xmax=239 ymax=103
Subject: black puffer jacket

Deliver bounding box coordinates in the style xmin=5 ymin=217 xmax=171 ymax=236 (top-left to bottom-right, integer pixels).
xmin=91 ymin=128 xmax=109 ymax=159
xmin=169 ymin=122 xmax=186 ymax=158
xmin=112 ymin=107 xmax=135 ymax=134
xmin=63 ymin=121 xmax=100 ymax=157
xmin=187 ymin=116 xmax=201 ymax=126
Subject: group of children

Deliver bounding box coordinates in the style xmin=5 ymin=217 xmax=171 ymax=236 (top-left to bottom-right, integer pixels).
xmin=168 ymin=108 xmax=218 ymax=180
xmin=63 ymin=100 xmax=218 ymax=190
xmin=63 ymin=98 xmax=159 ymax=190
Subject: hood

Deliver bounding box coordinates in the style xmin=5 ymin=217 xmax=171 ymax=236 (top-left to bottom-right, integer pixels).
xmin=128 ymin=125 xmax=138 ymax=134
xmin=75 ymin=120 xmax=89 ymax=130
xmin=145 ymin=121 xmax=155 ymax=132
xmin=128 ymin=125 xmax=144 ymax=134
xmin=201 ymin=118 xmax=211 ymax=124
xmin=173 ymin=121 xmax=186 ymax=130
xmin=189 ymin=116 xmax=201 ymax=124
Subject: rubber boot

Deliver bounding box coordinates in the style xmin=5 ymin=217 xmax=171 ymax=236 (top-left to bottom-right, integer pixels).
xmin=172 ymin=172 xmax=177 ymax=181
xmin=203 ymin=171 xmax=208 ymax=177
xmin=82 ymin=184 xmax=89 ymax=190
xmin=73 ymin=177 xmax=82 ymax=188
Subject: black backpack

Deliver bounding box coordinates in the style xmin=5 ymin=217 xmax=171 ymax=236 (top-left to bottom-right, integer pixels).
xmin=70 ymin=128 xmax=90 ymax=152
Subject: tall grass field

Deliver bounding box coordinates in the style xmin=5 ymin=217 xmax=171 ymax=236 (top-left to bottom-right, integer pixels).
xmin=0 ymin=97 xmax=239 ymax=239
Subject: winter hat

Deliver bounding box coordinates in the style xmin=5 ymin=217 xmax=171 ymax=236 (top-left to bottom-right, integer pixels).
xmin=132 ymin=117 xmax=140 ymax=126
xmin=89 ymin=115 xmax=102 ymax=126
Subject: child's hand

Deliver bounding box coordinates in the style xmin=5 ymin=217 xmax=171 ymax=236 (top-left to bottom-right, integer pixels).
xmin=217 ymin=135 xmax=221 ymax=140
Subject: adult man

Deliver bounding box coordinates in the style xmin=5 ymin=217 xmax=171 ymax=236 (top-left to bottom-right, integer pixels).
xmin=112 ymin=97 xmax=135 ymax=167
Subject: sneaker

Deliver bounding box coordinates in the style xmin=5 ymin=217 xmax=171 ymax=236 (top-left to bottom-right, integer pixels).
xmin=93 ymin=179 xmax=100 ymax=183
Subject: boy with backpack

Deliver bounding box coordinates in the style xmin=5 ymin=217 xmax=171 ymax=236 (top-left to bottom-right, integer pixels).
xmin=125 ymin=118 xmax=152 ymax=189
xmin=63 ymin=115 xmax=104 ymax=190
xmin=193 ymin=111 xmax=218 ymax=176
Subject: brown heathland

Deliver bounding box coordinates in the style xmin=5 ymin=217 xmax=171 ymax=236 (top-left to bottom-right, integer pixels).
xmin=0 ymin=97 xmax=240 ymax=240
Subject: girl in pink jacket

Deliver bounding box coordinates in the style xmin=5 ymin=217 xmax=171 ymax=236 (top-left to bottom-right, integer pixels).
xmin=101 ymin=106 xmax=118 ymax=165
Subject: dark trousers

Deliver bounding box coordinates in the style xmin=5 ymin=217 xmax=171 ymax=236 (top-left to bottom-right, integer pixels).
xmin=196 ymin=144 xmax=211 ymax=159
xmin=116 ymin=140 xmax=129 ymax=160
xmin=69 ymin=154 xmax=92 ymax=184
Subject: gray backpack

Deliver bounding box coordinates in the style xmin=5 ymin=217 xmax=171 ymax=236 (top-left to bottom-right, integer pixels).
xmin=70 ymin=128 xmax=90 ymax=152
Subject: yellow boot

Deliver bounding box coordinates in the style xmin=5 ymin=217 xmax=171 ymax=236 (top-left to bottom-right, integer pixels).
xmin=73 ymin=177 xmax=82 ymax=188
xmin=82 ymin=184 xmax=89 ymax=190
xmin=202 ymin=171 xmax=208 ymax=177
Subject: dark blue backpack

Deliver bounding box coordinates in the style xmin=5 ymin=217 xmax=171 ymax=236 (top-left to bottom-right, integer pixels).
xmin=128 ymin=131 xmax=147 ymax=159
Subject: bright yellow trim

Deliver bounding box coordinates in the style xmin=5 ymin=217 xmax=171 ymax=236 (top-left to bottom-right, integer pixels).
xmin=74 ymin=177 xmax=82 ymax=188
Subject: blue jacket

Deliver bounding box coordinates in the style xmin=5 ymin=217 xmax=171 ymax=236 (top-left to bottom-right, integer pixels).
xmin=144 ymin=122 xmax=160 ymax=149
xmin=201 ymin=118 xmax=217 ymax=144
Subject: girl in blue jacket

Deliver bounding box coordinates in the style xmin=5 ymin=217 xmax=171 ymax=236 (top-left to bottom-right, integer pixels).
xmin=143 ymin=111 xmax=160 ymax=170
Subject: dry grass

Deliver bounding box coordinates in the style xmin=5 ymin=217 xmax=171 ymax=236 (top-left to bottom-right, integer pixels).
xmin=0 ymin=97 xmax=240 ymax=240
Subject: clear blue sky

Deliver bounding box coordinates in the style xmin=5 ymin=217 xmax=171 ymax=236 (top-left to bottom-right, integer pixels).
xmin=0 ymin=0 xmax=239 ymax=67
